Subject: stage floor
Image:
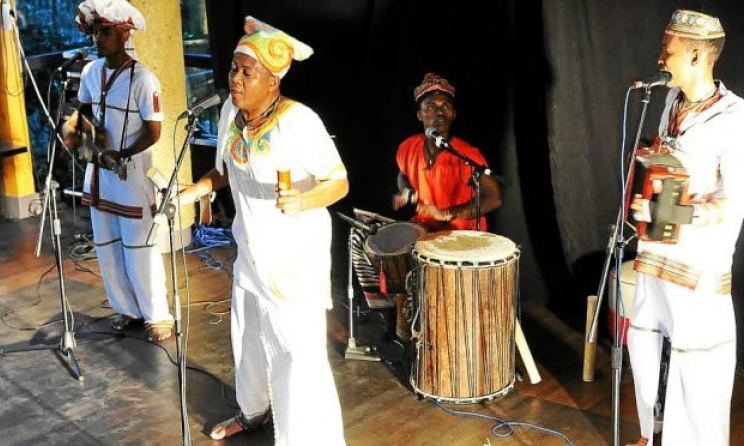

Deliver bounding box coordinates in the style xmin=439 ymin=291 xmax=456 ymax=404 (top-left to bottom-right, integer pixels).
xmin=1 ymin=206 xmax=743 ymax=445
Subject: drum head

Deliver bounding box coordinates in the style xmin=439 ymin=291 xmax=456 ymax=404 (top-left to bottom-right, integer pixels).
xmin=414 ymin=230 xmax=518 ymax=264
xmin=364 ymin=222 xmax=427 ymax=256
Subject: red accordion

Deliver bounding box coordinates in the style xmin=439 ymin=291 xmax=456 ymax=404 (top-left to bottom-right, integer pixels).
xmin=625 ymin=147 xmax=692 ymax=244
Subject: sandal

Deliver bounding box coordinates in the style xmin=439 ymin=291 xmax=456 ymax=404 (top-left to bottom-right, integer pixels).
xmin=111 ymin=314 xmax=143 ymax=332
xmin=209 ymin=409 xmax=271 ymax=440
xmin=145 ymin=320 xmax=174 ymax=342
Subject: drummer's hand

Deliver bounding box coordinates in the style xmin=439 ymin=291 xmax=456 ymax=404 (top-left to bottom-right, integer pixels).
xmin=392 ymin=193 xmax=407 ymax=210
xmin=392 ymin=189 xmax=418 ymax=210
xmin=630 ymin=196 xmax=653 ymax=222
xmin=277 ymin=188 xmax=303 ymax=214
xmin=417 ymin=203 xmax=453 ymax=222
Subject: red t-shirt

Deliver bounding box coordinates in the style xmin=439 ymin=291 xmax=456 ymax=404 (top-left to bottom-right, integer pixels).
xmin=396 ymin=134 xmax=488 ymax=231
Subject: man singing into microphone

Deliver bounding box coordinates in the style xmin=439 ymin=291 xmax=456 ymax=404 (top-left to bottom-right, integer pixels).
xmin=173 ymin=17 xmax=347 ymax=444
xmin=625 ymin=10 xmax=744 ymax=446
xmin=61 ymin=0 xmax=173 ymax=342
xmin=393 ymin=72 xmax=502 ymax=230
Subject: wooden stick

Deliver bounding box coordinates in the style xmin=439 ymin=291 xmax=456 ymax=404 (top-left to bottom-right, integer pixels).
xmin=583 ymin=295 xmax=599 ymax=382
xmin=515 ymin=319 xmax=541 ymax=384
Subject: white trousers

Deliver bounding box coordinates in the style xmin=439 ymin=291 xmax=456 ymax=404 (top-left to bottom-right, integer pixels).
xmin=232 ymin=283 xmax=346 ymax=446
xmin=90 ymin=208 xmax=172 ymax=323
xmin=628 ymin=274 xmax=736 ymax=446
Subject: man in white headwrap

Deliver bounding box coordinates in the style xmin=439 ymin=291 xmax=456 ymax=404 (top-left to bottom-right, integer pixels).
xmin=625 ymin=9 xmax=744 ymax=446
xmin=63 ymin=0 xmax=173 ymax=341
xmin=175 ymin=16 xmax=347 ymax=445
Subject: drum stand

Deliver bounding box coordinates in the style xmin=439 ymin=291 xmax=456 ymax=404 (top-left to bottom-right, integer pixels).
xmin=585 ymin=86 xmax=655 ymax=446
xmin=343 ymin=225 xmax=380 ymax=361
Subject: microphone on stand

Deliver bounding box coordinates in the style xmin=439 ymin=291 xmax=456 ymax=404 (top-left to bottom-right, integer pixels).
xmin=145 ymin=167 xmax=175 ymax=246
xmin=631 ymin=71 xmax=672 ymax=89
xmin=336 ymin=212 xmax=378 ymax=234
xmin=146 ymin=167 xmax=168 ymax=193
xmin=425 ymin=127 xmax=449 ymax=149
xmin=56 ymin=48 xmax=89 ymax=74
xmin=425 ymin=127 xmax=493 ymax=176
xmin=178 ymin=90 xmax=229 ymax=119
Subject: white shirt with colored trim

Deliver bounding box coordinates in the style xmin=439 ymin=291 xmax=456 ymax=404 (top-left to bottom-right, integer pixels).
xmin=637 ymin=82 xmax=744 ymax=279
xmin=78 ymin=58 xmax=163 ymax=216
xmin=216 ymin=99 xmax=347 ymax=308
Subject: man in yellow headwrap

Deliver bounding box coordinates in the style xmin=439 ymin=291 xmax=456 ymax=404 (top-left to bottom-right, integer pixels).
xmin=63 ymin=0 xmax=173 ymax=342
xmin=625 ymin=10 xmax=744 ymax=446
xmin=175 ymin=16 xmax=347 ymax=445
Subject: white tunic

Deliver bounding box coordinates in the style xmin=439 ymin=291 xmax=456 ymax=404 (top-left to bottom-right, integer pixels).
xmin=216 ymin=99 xmax=347 ymax=308
xmin=78 ymin=58 xmax=163 ymax=218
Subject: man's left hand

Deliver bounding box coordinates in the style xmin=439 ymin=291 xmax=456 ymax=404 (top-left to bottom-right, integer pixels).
xmin=417 ymin=203 xmax=452 ymax=222
xmin=277 ymin=188 xmax=304 ymax=214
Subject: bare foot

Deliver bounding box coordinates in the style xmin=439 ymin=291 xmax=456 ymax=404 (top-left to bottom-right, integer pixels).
xmin=209 ymin=416 xmax=247 ymax=440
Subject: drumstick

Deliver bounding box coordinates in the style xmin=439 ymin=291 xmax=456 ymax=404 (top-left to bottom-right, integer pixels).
xmin=353 ymin=208 xmax=397 ymax=224
xmin=583 ymin=295 xmax=599 ymax=382
xmin=515 ymin=319 xmax=541 ymax=384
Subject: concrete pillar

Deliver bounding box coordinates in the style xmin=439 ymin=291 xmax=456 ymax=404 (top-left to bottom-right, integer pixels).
xmin=130 ymin=0 xmax=194 ymax=252
xmin=0 ymin=0 xmax=38 ymax=219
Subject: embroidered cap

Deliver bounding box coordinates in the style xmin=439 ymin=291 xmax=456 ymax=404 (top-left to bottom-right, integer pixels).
xmin=234 ymin=16 xmax=313 ymax=79
xmin=414 ymin=73 xmax=455 ymax=102
xmin=665 ymin=10 xmax=725 ymax=40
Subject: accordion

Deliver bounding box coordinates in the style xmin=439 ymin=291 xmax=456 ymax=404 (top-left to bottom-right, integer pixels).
xmin=625 ymin=148 xmax=692 ymax=243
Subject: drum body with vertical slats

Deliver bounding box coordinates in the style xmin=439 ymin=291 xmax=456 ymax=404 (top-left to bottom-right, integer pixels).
xmin=410 ymin=230 xmax=520 ymax=403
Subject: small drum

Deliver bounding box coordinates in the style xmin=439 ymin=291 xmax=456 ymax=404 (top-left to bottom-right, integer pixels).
xmin=363 ymin=222 xmax=427 ymax=296
xmin=608 ymin=260 xmax=637 ymax=345
xmin=411 ymin=230 xmax=520 ymax=403
xmin=364 ymin=222 xmax=426 ymax=339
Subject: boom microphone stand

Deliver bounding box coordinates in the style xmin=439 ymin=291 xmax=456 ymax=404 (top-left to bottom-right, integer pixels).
xmin=145 ymin=115 xmax=200 ymax=446
xmin=425 ymin=128 xmax=494 ymax=231
xmin=586 ymin=82 xmax=659 ymax=446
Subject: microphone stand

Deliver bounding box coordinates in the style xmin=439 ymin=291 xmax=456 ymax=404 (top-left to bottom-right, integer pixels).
xmin=147 ymin=115 xmax=198 ymax=446
xmin=1 ymin=72 xmax=84 ymax=381
xmin=432 ymin=138 xmax=493 ymax=231
xmin=586 ymin=86 xmax=654 ymax=446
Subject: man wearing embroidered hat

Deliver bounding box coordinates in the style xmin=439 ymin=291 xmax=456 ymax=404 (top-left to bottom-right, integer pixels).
xmin=392 ymin=73 xmax=502 ymax=231
xmin=61 ymin=0 xmax=173 ymax=342
xmin=625 ymin=9 xmax=744 ymax=446
xmin=174 ymin=16 xmax=348 ymax=444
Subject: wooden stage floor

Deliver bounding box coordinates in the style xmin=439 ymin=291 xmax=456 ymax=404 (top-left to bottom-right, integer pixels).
xmin=1 ymin=206 xmax=743 ymax=445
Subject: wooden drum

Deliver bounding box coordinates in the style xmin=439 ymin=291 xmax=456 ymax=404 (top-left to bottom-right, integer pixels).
xmin=410 ymin=230 xmax=520 ymax=403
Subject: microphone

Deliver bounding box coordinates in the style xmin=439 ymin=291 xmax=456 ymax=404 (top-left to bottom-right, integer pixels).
xmin=336 ymin=212 xmax=378 ymax=234
xmin=425 ymin=127 xmax=448 ymax=149
xmin=631 ymin=71 xmax=672 ymax=89
xmin=56 ymin=48 xmax=89 ymax=73
xmin=178 ymin=90 xmax=229 ymax=119
xmin=146 ymin=167 xmax=169 ymax=192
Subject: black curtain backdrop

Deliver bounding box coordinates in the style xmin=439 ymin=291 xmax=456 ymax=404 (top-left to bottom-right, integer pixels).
xmin=205 ymin=0 xmax=744 ymax=334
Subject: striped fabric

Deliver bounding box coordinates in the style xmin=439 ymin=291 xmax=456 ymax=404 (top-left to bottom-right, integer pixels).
xmin=350 ymin=228 xmax=393 ymax=309
xmin=82 ymin=192 xmax=156 ymax=219
xmin=634 ymin=251 xmax=731 ymax=294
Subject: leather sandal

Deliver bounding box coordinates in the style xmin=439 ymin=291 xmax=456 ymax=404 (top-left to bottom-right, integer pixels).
xmin=209 ymin=409 xmax=271 ymax=440
xmin=625 ymin=437 xmax=649 ymax=446
xmin=111 ymin=314 xmax=143 ymax=331
xmin=145 ymin=320 xmax=174 ymax=342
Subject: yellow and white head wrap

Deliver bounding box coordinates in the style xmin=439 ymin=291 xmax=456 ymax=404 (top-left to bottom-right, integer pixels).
xmin=234 ymin=16 xmax=313 ymax=79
